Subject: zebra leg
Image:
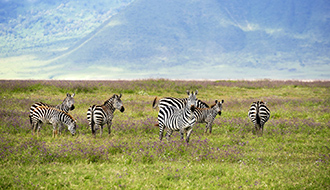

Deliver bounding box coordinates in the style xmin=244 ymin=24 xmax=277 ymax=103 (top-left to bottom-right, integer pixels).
xmin=37 ymin=122 xmax=43 ymax=138
xmin=253 ymin=124 xmax=258 ymax=135
xmin=100 ymin=125 xmax=104 ymax=137
xmin=186 ymin=127 xmax=193 ymax=143
xmin=58 ymin=123 xmax=63 ymax=135
xmin=159 ymin=123 xmax=165 ymax=141
xmin=165 ymin=129 xmax=173 ymax=142
xmin=107 ymin=120 xmax=112 ymax=135
xmin=208 ymin=119 xmax=215 ymax=134
xmin=204 ymin=124 xmax=208 ymax=133
xmin=33 ymin=121 xmax=40 ymax=134
xmin=91 ymin=123 xmax=96 ymax=137
xmin=32 ymin=122 xmax=37 ymax=135
xmin=52 ymin=123 xmax=57 ymax=138
xmin=179 ymin=128 xmax=185 ymax=140
xmin=255 ymin=123 xmax=261 ymax=136
xmin=208 ymin=122 xmax=214 ymax=134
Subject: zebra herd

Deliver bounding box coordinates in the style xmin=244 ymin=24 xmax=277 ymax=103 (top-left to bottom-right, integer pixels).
xmin=28 ymin=91 xmax=271 ymax=141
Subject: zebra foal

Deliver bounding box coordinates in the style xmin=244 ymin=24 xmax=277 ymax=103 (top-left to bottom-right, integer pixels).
xmin=30 ymin=106 xmax=77 ymax=137
xmin=29 ymin=93 xmax=75 ymax=127
xmin=156 ymin=90 xmax=198 ymax=143
xmin=194 ymin=99 xmax=224 ymax=134
xmin=248 ymin=101 xmax=270 ymax=136
xmin=86 ymin=94 xmax=125 ymax=137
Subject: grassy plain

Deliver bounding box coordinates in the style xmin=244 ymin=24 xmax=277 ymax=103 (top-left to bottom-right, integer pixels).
xmin=0 ymin=79 xmax=329 ymax=189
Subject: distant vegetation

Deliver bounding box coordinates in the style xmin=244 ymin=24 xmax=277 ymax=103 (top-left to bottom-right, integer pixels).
xmin=0 ymin=79 xmax=329 ymax=189
xmin=0 ymin=0 xmax=134 ymax=56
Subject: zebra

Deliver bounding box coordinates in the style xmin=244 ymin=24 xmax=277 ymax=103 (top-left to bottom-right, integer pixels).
xmin=86 ymin=94 xmax=125 ymax=137
xmin=156 ymin=90 xmax=198 ymax=143
xmin=248 ymin=101 xmax=270 ymax=135
xmin=30 ymin=106 xmax=77 ymax=137
xmin=152 ymin=90 xmax=208 ymax=139
xmin=29 ymin=93 xmax=75 ymax=129
xmin=194 ymin=99 xmax=224 ymax=134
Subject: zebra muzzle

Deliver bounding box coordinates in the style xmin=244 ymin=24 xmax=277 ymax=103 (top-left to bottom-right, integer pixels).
xmin=70 ymin=105 xmax=75 ymax=110
xmin=120 ymin=106 xmax=125 ymax=112
xmin=218 ymin=111 xmax=221 ymax=116
xmin=190 ymin=105 xmax=195 ymax=112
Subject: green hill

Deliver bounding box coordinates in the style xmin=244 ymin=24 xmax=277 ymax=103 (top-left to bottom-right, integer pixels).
xmin=1 ymin=0 xmax=329 ymax=79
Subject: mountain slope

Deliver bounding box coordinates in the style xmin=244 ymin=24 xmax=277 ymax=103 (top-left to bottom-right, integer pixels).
xmin=16 ymin=0 xmax=330 ymax=79
xmin=0 ymin=0 xmax=134 ymax=56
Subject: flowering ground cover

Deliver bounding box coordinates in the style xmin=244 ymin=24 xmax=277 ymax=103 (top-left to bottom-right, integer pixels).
xmin=0 ymin=79 xmax=329 ymax=189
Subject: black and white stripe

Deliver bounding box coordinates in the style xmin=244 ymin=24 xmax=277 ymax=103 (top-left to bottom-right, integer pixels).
xmin=153 ymin=90 xmax=208 ymax=140
xmin=29 ymin=93 xmax=75 ymax=127
xmin=248 ymin=101 xmax=270 ymax=135
xmin=30 ymin=106 xmax=77 ymax=137
xmin=86 ymin=94 xmax=125 ymax=137
xmin=194 ymin=99 xmax=224 ymax=134
xmin=153 ymin=94 xmax=209 ymax=110
xmin=157 ymin=90 xmax=198 ymax=143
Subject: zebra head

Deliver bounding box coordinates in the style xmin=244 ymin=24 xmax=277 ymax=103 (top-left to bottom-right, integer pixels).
xmin=212 ymin=99 xmax=224 ymax=116
xmin=186 ymin=90 xmax=198 ymax=111
xmin=64 ymin=93 xmax=75 ymax=111
xmin=68 ymin=120 xmax=77 ymax=136
xmin=113 ymin=93 xmax=125 ymax=112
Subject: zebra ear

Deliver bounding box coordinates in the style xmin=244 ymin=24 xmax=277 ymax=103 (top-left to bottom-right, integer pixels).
xmin=119 ymin=93 xmax=122 ymax=98
xmin=221 ymin=100 xmax=224 ymax=104
xmin=72 ymin=93 xmax=75 ymax=97
xmin=187 ymin=90 xmax=190 ymax=95
xmin=67 ymin=93 xmax=70 ymax=97
xmin=195 ymin=90 xmax=198 ymax=95
xmin=215 ymin=100 xmax=218 ymax=104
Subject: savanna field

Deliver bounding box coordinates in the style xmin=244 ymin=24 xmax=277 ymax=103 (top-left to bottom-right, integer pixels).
xmin=0 ymin=79 xmax=329 ymax=189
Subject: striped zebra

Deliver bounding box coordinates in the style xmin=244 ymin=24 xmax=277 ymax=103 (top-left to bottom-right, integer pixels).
xmin=156 ymin=90 xmax=198 ymax=143
xmin=86 ymin=94 xmax=125 ymax=137
xmin=194 ymin=99 xmax=224 ymax=134
xmin=29 ymin=93 xmax=75 ymax=128
xmin=248 ymin=101 xmax=270 ymax=135
xmin=30 ymin=106 xmax=77 ymax=137
xmin=152 ymin=90 xmax=208 ymax=140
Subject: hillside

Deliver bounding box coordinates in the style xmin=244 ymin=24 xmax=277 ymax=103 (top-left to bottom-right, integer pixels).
xmin=1 ymin=0 xmax=329 ymax=79
xmin=0 ymin=0 xmax=134 ymax=56
xmin=46 ymin=0 xmax=330 ymax=79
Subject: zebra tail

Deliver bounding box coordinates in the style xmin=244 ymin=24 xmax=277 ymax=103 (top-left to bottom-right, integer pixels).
xmin=29 ymin=115 xmax=32 ymax=125
xmin=152 ymin=97 xmax=158 ymax=109
xmin=90 ymin=108 xmax=95 ymax=135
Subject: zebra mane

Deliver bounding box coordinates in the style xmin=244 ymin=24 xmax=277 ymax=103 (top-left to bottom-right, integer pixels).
xmin=103 ymin=94 xmax=122 ymax=106
xmin=35 ymin=105 xmax=50 ymax=111
xmin=61 ymin=110 xmax=76 ymax=122
xmin=198 ymin=100 xmax=209 ymax=108
xmin=103 ymin=94 xmax=116 ymax=105
xmin=39 ymin=102 xmax=55 ymax=108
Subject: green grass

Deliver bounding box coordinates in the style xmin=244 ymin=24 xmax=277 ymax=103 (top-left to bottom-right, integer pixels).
xmin=0 ymin=79 xmax=329 ymax=189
